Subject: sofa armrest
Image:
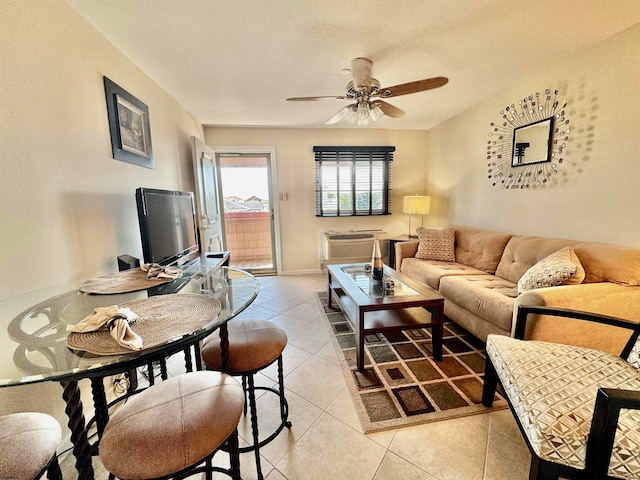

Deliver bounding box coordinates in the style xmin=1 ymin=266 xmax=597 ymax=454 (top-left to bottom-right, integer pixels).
xmin=395 ymin=241 xmax=420 ymax=271
xmin=514 ymin=283 xmax=640 ymax=354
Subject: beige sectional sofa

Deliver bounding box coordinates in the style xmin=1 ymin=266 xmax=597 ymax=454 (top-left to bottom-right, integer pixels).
xmin=396 ymin=225 xmax=640 ymax=352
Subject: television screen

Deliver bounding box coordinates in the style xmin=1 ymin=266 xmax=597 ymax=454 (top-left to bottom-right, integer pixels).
xmin=136 ymin=188 xmax=199 ymax=266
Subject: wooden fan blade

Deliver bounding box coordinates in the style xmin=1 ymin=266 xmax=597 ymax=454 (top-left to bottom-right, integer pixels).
xmin=375 ymin=77 xmax=449 ymax=98
xmin=351 ymin=57 xmax=373 ymax=88
xmin=287 ymin=95 xmax=349 ymax=101
xmin=376 ymin=100 xmax=405 ymax=118
xmin=325 ymin=105 xmax=352 ymax=125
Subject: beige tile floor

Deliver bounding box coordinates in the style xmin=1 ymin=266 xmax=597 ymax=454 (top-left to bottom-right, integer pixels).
xmin=60 ymin=273 xmax=532 ymax=480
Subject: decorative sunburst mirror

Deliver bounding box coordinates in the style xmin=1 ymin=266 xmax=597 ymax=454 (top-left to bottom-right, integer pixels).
xmin=487 ymin=89 xmax=571 ymax=189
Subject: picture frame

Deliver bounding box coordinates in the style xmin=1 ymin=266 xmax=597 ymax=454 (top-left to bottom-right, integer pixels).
xmin=104 ymin=76 xmax=154 ymax=168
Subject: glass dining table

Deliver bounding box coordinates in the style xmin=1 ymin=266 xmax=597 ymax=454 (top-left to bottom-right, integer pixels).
xmin=0 ymin=263 xmax=260 ymax=480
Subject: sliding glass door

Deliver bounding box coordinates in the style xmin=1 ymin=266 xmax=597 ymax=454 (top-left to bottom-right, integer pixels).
xmin=216 ymin=152 xmax=277 ymax=275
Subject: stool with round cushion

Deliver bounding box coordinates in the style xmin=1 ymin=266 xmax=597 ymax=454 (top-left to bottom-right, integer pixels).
xmin=100 ymin=371 xmax=244 ymax=480
xmin=0 ymin=412 xmax=62 ymax=480
xmin=201 ymin=319 xmax=291 ymax=480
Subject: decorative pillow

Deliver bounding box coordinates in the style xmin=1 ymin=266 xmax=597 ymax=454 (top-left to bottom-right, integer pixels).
xmin=517 ymin=246 xmax=586 ymax=294
xmin=415 ymin=227 xmax=455 ymax=262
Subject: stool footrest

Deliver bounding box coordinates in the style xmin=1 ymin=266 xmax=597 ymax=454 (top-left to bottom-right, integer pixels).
xmin=170 ymin=462 xmax=235 ymax=480
xmin=238 ymin=385 xmax=292 ymax=453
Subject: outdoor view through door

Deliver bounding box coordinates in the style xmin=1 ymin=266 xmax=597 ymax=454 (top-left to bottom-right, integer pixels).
xmin=217 ymin=153 xmax=276 ymax=274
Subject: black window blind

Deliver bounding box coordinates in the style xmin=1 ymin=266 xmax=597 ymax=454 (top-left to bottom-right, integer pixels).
xmin=314 ymin=146 xmax=394 ymax=217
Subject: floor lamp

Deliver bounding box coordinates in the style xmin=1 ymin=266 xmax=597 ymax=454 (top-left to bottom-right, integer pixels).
xmin=403 ymin=195 xmax=431 ymax=237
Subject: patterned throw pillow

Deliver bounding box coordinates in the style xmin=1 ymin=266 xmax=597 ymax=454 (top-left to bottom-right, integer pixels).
xmin=415 ymin=227 xmax=455 ymax=262
xmin=517 ymin=246 xmax=585 ymax=294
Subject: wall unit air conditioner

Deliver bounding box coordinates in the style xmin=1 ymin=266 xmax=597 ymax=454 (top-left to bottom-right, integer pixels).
xmin=320 ymin=230 xmax=388 ymax=267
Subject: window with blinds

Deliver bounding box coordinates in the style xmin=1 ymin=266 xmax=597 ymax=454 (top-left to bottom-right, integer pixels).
xmin=314 ymin=146 xmax=394 ymax=217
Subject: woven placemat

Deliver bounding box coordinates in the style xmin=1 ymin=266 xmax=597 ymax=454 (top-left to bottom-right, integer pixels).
xmin=79 ymin=268 xmax=175 ymax=294
xmin=67 ymin=294 xmax=221 ymax=355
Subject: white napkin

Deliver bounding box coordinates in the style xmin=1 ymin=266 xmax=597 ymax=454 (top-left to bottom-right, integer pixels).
xmin=140 ymin=263 xmax=183 ymax=280
xmin=71 ymin=306 xmax=143 ymax=351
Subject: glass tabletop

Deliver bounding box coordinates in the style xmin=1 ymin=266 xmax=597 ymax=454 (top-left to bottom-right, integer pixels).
xmin=340 ymin=264 xmax=420 ymax=298
xmin=0 ymin=266 xmax=259 ymax=387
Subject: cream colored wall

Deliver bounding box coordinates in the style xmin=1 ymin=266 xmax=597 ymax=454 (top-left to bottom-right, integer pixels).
xmin=423 ymin=24 xmax=640 ymax=247
xmin=204 ymin=128 xmax=429 ymax=273
xmin=0 ymin=0 xmax=204 ymax=302
xmin=0 ymin=0 xmax=204 ymax=434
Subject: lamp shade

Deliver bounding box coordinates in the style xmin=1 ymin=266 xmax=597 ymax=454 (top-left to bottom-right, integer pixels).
xmin=403 ymin=196 xmax=431 ymax=215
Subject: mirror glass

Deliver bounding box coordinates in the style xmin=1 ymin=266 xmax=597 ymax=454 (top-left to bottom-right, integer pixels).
xmin=511 ymin=117 xmax=554 ymax=166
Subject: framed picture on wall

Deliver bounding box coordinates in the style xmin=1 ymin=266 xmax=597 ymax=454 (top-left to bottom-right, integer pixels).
xmin=104 ymin=76 xmax=154 ymax=168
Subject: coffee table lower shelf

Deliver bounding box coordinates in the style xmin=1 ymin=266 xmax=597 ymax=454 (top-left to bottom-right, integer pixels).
xmin=332 ymin=288 xmax=443 ymax=371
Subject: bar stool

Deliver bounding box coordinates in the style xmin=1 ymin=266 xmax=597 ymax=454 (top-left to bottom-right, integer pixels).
xmin=100 ymin=371 xmax=244 ymax=480
xmin=0 ymin=412 xmax=62 ymax=480
xmin=201 ymin=319 xmax=291 ymax=480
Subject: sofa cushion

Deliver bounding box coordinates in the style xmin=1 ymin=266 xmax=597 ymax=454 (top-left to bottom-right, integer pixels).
xmin=495 ymin=235 xmax=579 ymax=284
xmin=450 ymin=225 xmax=513 ymax=274
xmin=415 ymin=227 xmax=455 ymax=261
xmin=444 ymin=302 xmax=511 ymax=340
xmin=400 ymin=258 xmax=489 ymax=290
xmin=487 ymin=334 xmax=640 ymax=477
xmin=517 ymin=247 xmax=585 ymax=294
xmin=439 ymin=275 xmax=517 ymax=332
xmin=573 ymin=242 xmax=640 ymax=286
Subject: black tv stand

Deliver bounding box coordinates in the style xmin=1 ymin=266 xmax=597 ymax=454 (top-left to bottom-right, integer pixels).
xmin=148 ymin=251 xmax=231 ymax=297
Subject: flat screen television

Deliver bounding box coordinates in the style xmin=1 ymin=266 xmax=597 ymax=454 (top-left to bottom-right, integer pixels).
xmin=135 ymin=187 xmax=199 ymax=266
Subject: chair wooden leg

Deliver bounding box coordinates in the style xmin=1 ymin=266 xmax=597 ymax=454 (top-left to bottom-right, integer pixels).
xmin=529 ymin=456 xmax=561 ymax=480
xmin=529 ymin=456 xmax=542 ymax=480
xmin=482 ymin=357 xmax=499 ymax=407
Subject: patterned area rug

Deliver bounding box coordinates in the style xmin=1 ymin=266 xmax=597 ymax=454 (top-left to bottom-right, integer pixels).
xmin=316 ymin=291 xmax=507 ymax=433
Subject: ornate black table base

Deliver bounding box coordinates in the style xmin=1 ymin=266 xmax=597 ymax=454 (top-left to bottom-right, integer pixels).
xmin=60 ymin=380 xmax=95 ymax=480
xmin=57 ymin=334 xmax=232 ymax=480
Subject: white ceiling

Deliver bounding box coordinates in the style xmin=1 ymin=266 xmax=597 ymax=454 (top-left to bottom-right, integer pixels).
xmin=67 ymin=0 xmax=640 ymax=130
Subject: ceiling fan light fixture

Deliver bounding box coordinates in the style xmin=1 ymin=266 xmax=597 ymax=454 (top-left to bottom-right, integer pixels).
xmin=370 ymin=103 xmax=384 ymax=121
xmin=342 ymin=104 xmax=359 ymax=125
xmin=341 ymin=101 xmax=385 ymax=126
xmin=356 ymin=102 xmax=370 ymax=121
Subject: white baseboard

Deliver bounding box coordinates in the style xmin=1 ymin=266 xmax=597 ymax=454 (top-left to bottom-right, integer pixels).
xmin=279 ymin=268 xmax=324 ymax=276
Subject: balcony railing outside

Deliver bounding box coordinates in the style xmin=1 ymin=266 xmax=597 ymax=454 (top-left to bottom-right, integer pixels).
xmin=225 ymin=211 xmax=273 ymax=268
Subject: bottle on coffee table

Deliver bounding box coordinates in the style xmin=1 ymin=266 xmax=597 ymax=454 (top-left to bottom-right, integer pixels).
xmin=371 ymin=239 xmax=384 ymax=282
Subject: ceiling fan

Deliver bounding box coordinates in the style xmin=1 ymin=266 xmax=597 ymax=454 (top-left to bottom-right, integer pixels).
xmin=286 ymin=58 xmax=448 ymax=126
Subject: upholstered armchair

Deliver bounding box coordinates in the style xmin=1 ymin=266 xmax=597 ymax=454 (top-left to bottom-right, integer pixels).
xmin=482 ymin=305 xmax=640 ymax=480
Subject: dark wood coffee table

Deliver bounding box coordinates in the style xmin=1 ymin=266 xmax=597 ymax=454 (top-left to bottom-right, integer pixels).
xmin=327 ymin=263 xmax=445 ymax=372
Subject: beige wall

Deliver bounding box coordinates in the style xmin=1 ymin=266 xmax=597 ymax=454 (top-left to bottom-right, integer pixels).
xmin=0 ymin=0 xmax=204 ymax=302
xmin=0 ymin=0 xmax=205 ymax=436
xmin=423 ymin=23 xmax=640 ymax=247
xmin=204 ymin=128 xmax=430 ymax=273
